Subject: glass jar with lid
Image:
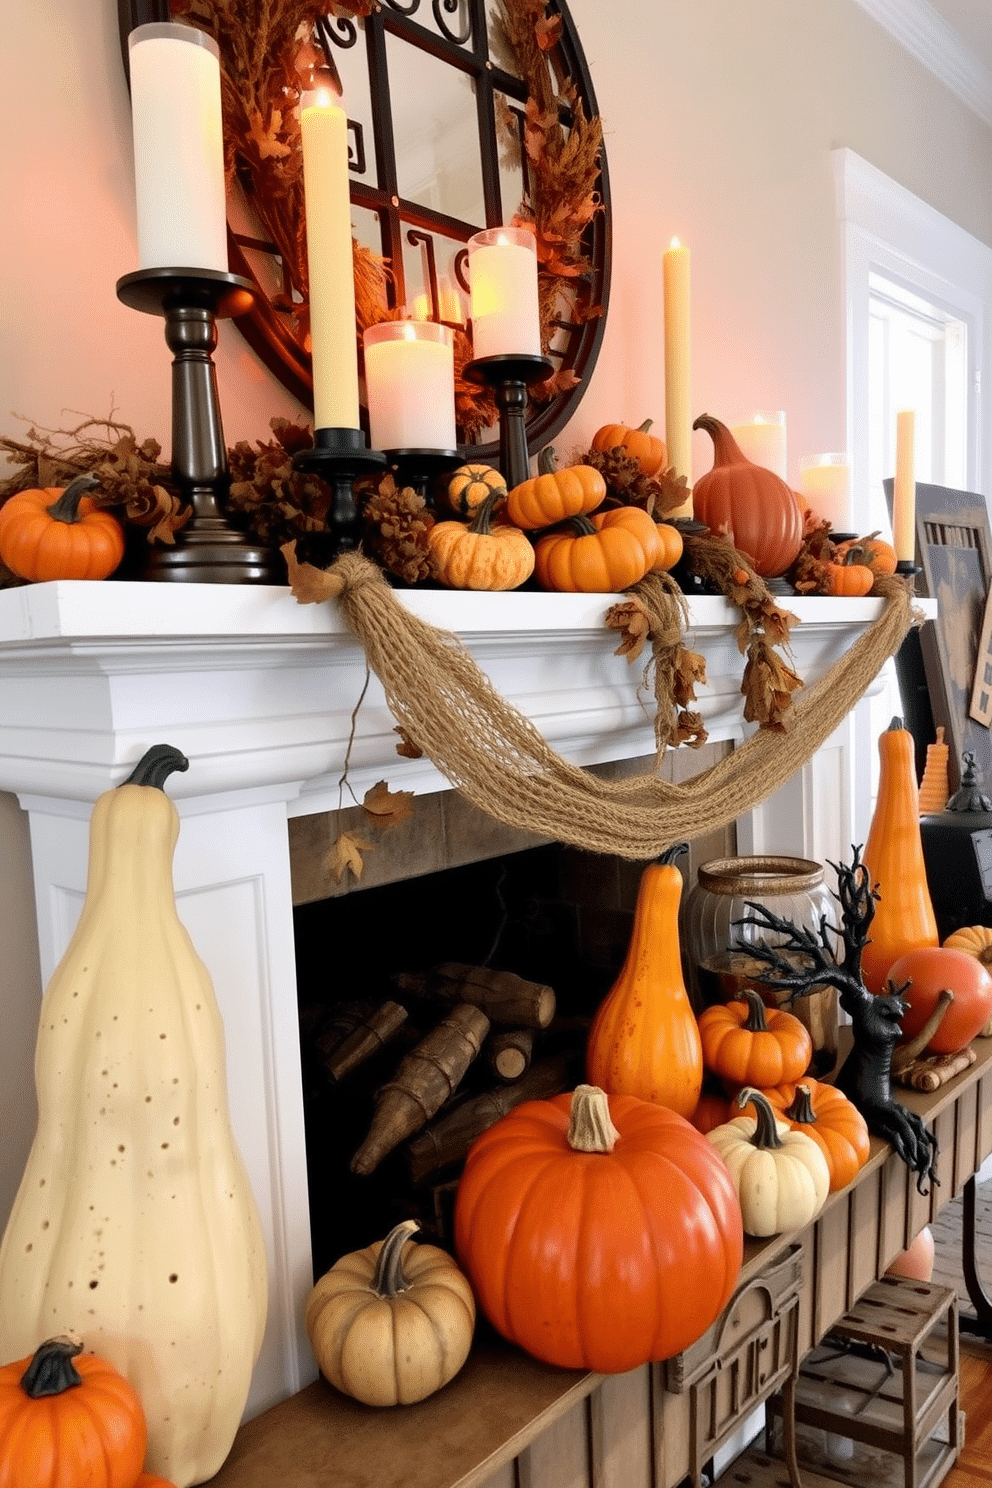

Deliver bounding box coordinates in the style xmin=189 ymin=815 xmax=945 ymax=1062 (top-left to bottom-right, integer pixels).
xmin=681 ymin=855 xmax=838 ymax=1076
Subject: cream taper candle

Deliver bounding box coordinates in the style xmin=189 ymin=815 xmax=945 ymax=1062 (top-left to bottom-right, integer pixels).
xmin=893 ymin=409 xmax=916 ymax=563
xmin=663 ymin=238 xmax=693 ymax=514
xmin=128 ymin=23 xmax=228 ymax=272
xmin=300 ymin=84 xmax=360 ymax=430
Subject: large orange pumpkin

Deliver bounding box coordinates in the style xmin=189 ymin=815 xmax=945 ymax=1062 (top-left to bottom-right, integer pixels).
xmin=886 ymin=946 xmax=992 ymax=1054
xmin=691 ymin=414 xmax=803 ymax=578
xmin=454 ymin=1084 xmax=743 ymax=1373
xmin=586 ymin=846 xmax=703 ymax=1118
xmin=0 ymin=1332 xmax=147 ymax=1488
xmin=0 ymin=475 xmax=125 ymax=582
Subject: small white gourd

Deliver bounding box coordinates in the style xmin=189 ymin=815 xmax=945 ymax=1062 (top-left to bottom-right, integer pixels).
xmin=0 ymin=745 xmax=267 ymax=1487
xmin=706 ymin=1087 xmax=830 ymax=1237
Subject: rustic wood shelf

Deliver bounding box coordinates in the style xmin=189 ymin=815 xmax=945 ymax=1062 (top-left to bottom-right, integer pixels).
xmin=203 ymin=1035 xmax=992 ymax=1488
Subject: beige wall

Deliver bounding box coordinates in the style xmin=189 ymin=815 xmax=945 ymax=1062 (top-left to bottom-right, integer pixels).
xmin=0 ymin=0 xmax=990 ymax=1232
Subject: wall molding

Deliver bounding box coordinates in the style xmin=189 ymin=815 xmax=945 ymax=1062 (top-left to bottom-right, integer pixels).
xmin=852 ymin=0 xmax=992 ymax=128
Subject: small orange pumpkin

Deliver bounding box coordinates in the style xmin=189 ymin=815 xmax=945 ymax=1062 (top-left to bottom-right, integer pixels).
xmin=505 ymin=446 xmax=606 ymax=530
xmin=0 ymin=1332 xmax=147 ymax=1488
xmin=825 ymin=555 xmax=875 ymax=596
xmin=697 ymin=988 xmax=813 ymax=1088
xmin=591 ymin=419 xmax=668 ymax=477
xmin=0 ymin=474 xmax=125 ymax=582
xmin=428 ymin=492 xmax=535 ymax=590
xmin=764 ymin=1079 xmax=870 ymax=1191
xmin=651 ymin=520 xmax=684 ymax=573
xmin=534 ymin=506 xmax=661 ymax=592
xmin=833 ymin=532 xmax=898 ymax=577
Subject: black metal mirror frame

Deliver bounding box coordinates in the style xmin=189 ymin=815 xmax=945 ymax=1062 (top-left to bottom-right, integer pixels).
xmin=118 ymin=0 xmax=611 ymax=460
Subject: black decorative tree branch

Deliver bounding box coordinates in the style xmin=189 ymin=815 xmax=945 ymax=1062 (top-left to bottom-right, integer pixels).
xmin=733 ymin=845 xmax=938 ymax=1194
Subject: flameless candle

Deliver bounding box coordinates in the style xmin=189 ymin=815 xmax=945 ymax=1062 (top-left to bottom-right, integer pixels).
xmin=731 ymin=412 xmax=787 ymax=481
xmin=663 ymin=239 xmax=693 ymax=515
xmin=364 ymin=321 xmax=456 ymax=452
xmin=300 ymin=84 xmax=360 ymax=431
xmin=468 ymin=227 xmax=541 ymax=360
xmin=893 ymin=409 xmax=917 ymax=563
xmin=798 ymin=454 xmax=851 ymax=532
xmin=128 ymin=23 xmax=228 ymax=272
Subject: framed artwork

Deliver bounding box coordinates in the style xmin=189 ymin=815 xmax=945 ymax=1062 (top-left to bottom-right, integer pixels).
xmin=887 ymin=479 xmax=992 ymax=791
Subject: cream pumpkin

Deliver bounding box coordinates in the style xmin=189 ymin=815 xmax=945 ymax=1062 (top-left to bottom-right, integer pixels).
xmin=707 ymin=1087 xmax=830 ymax=1237
xmin=0 ymin=745 xmax=267 ymax=1487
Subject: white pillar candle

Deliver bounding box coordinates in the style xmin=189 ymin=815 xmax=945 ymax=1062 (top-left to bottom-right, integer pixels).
xmin=364 ymin=321 xmax=456 ymax=452
xmin=663 ymin=238 xmax=693 ymax=515
xmin=731 ymin=412 xmax=787 ymax=481
xmin=893 ymin=409 xmax=916 ymax=563
xmin=128 ymin=23 xmax=228 ymax=273
xmin=300 ymin=86 xmax=360 ymax=431
xmin=798 ymin=454 xmax=851 ymax=531
xmin=467 ymin=227 xmax=541 ymax=359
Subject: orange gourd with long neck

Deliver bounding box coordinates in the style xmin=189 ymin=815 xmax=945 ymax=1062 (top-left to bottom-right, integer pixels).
xmin=585 ymin=845 xmax=703 ymax=1118
xmin=691 ymin=414 xmax=803 ymax=577
xmin=861 ymin=717 xmax=939 ymax=993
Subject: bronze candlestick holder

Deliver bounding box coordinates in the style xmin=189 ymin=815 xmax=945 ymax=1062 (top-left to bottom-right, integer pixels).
xmin=462 ymin=353 xmax=553 ymax=491
xmin=116 ymin=266 xmax=282 ymax=583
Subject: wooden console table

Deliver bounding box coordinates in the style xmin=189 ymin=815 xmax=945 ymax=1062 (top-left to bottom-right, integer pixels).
xmin=205 ymin=1036 xmax=992 ymax=1488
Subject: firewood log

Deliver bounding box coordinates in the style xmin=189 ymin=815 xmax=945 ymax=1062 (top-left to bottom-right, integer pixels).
xmin=406 ymin=1054 xmax=573 ymax=1184
xmin=323 ymin=1000 xmax=408 ymax=1081
xmin=350 ymin=1003 xmax=490 ymax=1175
xmin=894 ymin=1044 xmax=976 ymax=1092
xmin=485 ymin=1027 xmax=535 ymax=1082
xmin=394 ymin=962 xmax=556 ymax=1029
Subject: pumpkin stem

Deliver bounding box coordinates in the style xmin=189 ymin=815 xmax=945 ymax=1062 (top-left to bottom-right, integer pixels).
xmin=44 ymin=473 xmax=103 ymax=524
xmin=19 ymin=1332 xmax=85 ymax=1398
xmin=691 ymin=414 xmax=748 ymax=466
xmin=658 ymin=842 xmax=689 ymax=868
xmin=887 ymin=716 xmax=905 ymax=732
xmin=737 ymin=1087 xmax=783 ymax=1149
xmin=567 ymin=1084 xmax=621 ymax=1153
xmin=372 ymin=1219 xmax=420 ymax=1299
xmin=466 ymin=491 xmax=502 ymax=536
xmin=537 ymin=445 xmax=559 ymax=476
xmin=636 ymin=419 xmax=654 ymax=434
xmin=121 ymin=743 xmax=190 ymax=790
xmin=784 ymin=1084 xmax=816 ymax=1125
xmin=739 ymin=987 xmax=771 ymax=1032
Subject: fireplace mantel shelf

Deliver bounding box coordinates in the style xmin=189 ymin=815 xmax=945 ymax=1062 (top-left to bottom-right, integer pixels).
xmin=0 ymin=579 xmax=930 ymax=813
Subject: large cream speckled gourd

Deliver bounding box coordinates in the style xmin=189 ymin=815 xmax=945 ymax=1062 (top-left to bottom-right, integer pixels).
xmin=0 ymin=745 xmax=267 ymax=1487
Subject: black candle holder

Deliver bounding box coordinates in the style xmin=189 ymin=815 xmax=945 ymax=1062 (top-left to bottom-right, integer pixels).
xmin=384 ymin=449 xmax=463 ymax=511
xmin=293 ymin=427 xmax=387 ymax=556
xmin=895 ymin=558 xmax=922 ymax=589
xmin=116 ymin=266 xmax=282 ymax=583
xmin=462 ymin=353 xmax=553 ymax=490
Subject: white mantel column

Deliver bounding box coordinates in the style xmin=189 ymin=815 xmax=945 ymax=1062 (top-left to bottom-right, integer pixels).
xmin=17 ymin=782 xmax=316 ymax=1418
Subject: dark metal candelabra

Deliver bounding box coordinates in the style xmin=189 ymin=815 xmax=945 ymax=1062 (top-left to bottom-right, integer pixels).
xmin=384 ymin=449 xmax=463 ymax=511
xmin=293 ymin=427 xmax=386 ymax=555
xmin=462 ymin=353 xmax=553 ymax=491
xmin=116 ymin=266 xmax=282 ymax=583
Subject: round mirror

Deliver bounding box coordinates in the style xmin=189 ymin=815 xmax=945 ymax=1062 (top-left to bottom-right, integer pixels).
xmin=119 ymin=0 xmax=610 ymax=458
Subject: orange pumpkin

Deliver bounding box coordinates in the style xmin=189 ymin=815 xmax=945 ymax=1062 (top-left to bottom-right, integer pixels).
xmin=586 ymin=846 xmax=703 ymax=1119
xmin=886 ymin=946 xmax=992 ymax=1054
xmin=591 ymin=418 xmax=668 ymax=477
xmin=691 ymin=415 xmax=803 ymax=578
xmin=0 ymin=475 xmax=125 ymax=582
xmin=446 ymin=463 xmax=507 ymax=516
xmin=698 ymin=988 xmax=813 ymax=1087
xmin=651 ymin=520 xmax=684 ymax=573
xmin=833 ymin=532 xmax=898 ymax=578
xmin=0 ymin=1332 xmax=147 ymax=1488
xmin=454 ymin=1084 xmax=743 ymax=1372
xmin=861 ymin=717 xmax=939 ymax=994
xmin=886 ymin=1226 xmax=935 ymax=1281
xmin=825 ymin=555 xmax=874 ymax=596
xmin=764 ymin=1079 xmax=870 ymax=1191
xmin=534 ymin=505 xmax=660 ymax=592
xmin=505 ymin=446 xmax=606 ymax=530
xmin=428 ymin=493 xmax=535 ymax=590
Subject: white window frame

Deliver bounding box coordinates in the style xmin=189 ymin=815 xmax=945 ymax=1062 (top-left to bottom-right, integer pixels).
xmin=833 ymin=146 xmax=992 ymax=529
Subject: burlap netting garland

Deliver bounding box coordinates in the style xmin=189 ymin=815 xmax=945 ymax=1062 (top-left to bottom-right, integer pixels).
xmin=285 ymin=545 xmax=917 ymax=861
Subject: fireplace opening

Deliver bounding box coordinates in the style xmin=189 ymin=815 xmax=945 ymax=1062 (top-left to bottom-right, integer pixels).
xmin=294 ymin=840 xmax=646 ymax=1277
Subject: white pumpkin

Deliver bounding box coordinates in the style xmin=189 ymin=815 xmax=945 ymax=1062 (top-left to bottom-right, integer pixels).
xmin=0 ymin=745 xmax=267 ymax=1487
xmin=707 ymin=1087 xmax=830 ymax=1237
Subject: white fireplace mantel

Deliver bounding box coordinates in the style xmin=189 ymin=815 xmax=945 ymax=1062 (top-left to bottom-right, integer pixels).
xmin=0 ymin=578 xmax=931 ymax=1422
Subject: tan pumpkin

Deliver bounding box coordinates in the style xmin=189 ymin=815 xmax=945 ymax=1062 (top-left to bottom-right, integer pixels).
xmin=306 ymin=1220 xmax=475 ymax=1406
xmin=446 ymin=463 xmax=507 ymax=516
xmin=428 ymin=493 xmax=535 ymax=590
xmin=942 ymin=925 xmax=992 ymax=1034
